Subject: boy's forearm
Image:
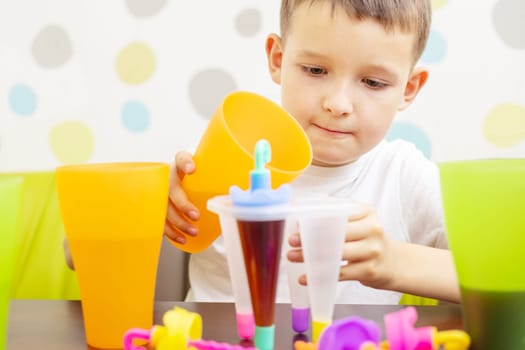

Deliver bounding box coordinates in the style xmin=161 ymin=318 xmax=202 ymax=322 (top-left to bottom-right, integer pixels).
xmin=389 ymin=242 xmax=460 ymax=303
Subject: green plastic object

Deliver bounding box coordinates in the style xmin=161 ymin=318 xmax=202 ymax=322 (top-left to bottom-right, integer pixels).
xmin=441 ymin=159 xmax=525 ymax=348
xmin=440 ymin=159 xmax=525 ymax=291
xmin=0 ymin=171 xmax=79 ymax=300
xmin=399 ymin=294 xmax=438 ymax=306
xmin=0 ymin=176 xmax=23 ymax=350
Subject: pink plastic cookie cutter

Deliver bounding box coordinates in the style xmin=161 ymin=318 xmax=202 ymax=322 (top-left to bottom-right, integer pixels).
xmin=384 ymin=306 xmax=435 ymax=350
xmin=384 ymin=306 xmax=470 ymax=350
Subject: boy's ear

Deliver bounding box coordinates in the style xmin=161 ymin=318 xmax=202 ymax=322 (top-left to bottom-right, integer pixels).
xmin=265 ymin=33 xmax=283 ymax=85
xmin=399 ymin=67 xmax=429 ymax=111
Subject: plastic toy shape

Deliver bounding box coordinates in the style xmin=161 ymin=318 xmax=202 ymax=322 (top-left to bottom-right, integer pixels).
xmin=292 ymin=307 xmax=470 ymax=350
xmin=384 ymin=307 xmax=435 ymax=350
xmin=317 ymin=316 xmax=381 ymax=350
xmin=433 ymin=330 xmax=471 ymax=350
xmin=123 ymin=306 xmax=201 ymax=350
xmin=384 ymin=307 xmax=470 ymax=350
xmin=124 ymin=306 xmax=257 ymax=350
xmin=188 ymin=339 xmax=256 ymax=350
xmin=294 ymin=340 xmax=318 ymax=350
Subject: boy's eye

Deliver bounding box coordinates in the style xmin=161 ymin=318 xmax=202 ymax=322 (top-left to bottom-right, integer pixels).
xmin=363 ymin=78 xmax=387 ymax=89
xmin=302 ymin=65 xmax=327 ymax=76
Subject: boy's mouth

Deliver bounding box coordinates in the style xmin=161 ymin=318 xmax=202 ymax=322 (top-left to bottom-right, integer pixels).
xmin=314 ymin=123 xmax=352 ymax=136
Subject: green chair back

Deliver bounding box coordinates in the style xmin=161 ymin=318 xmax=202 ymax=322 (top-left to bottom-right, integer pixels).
xmin=0 ymin=171 xmax=79 ymax=299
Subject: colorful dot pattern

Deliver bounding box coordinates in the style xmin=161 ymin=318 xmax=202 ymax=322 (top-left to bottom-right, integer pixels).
xmin=235 ymin=8 xmax=263 ymax=37
xmin=31 ymin=25 xmax=73 ymax=69
xmin=189 ymin=68 xmax=238 ymax=120
xmin=49 ymin=121 xmax=94 ymax=164
xmin=483 ymin=104 xmax=525 ymax=148
xmin=122 ymin=100 xmax=150 ymax=132
xmin=1 ymin=0 xmax=524 ymax=170
xmin=9 ymin=84 xmax=37 ymax=116
xmin=126 ymin=0 xmax=167 ymax=18
xmin=115 ymin=42 xmax=156 ymax=85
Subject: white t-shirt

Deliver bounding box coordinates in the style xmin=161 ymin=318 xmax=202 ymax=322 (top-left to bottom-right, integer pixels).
xmin=186 ymin=139 xmax=447 ymax=304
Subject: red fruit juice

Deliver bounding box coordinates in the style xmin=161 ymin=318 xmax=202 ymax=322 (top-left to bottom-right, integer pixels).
xmin=237 ymin=219 xmax=285 ymax=327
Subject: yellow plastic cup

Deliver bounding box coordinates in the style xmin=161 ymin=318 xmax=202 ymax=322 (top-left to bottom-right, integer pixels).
xmin=0 ymin=176 xmax=23 ymax=350
xmin=172 ymin=91 xmax=312 ymax=253
xmin=440 ymin=159 xmax=525 ymax=350
xmin=55 ymin=162 xmax=169 ymax=349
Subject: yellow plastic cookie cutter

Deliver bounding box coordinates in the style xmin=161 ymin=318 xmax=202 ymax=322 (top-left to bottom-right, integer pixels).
xmin=151 ymin=307 xmax=203 ymax=350
xmin=433 ymin=330 xmax=471 ymax=350
xmin=123 ymin=307 xmax=203 ymax=350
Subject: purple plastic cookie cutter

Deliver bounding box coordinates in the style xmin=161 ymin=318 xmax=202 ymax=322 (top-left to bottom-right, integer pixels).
xmin=317 ymin=316 xmax=381 ymax=350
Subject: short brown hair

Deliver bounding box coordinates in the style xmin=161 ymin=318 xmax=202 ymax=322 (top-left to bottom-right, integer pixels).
xmin=280 ymin=0 xmax=431 ymax=63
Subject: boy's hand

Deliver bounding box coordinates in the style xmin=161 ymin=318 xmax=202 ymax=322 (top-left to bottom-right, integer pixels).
xmin=164 ymin=151 xmax=200 ymax=245
xmin=287 ymin=205 xmax=396 ymax=290
xmin=287 ymin=205 xmax=460 ymax=302
xmin=337 ymin=205 xmax=396 ymax=290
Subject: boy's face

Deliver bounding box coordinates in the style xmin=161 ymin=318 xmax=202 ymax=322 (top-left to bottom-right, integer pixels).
xmin=267 ymin=2 xmax=427 ymax=166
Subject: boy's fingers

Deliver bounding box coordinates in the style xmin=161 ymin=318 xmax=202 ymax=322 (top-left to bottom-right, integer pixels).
xmin=165 ymin=202 xmax=198 ymax=236
xmin=164 ymin=150 xmax=199 ymax=244
xmin=341 ymin=240 xmax=380 ymax=262
xmin=288 ymin=232 xmax=301 ymax=247
xmin=348 ymin=203 xmax=373 ymax=221
xmin=298 ymin=274 xmax=307 ymax=286
xmin=344 ymin=207 xmax=381 ymax=242
xmin=175 ymin=151 xmax=195 ymax=177
xmin=164 ymin=222 xmax=187 ymax=244
xmin=287 ymin=248 xmax=304 ymax=262
xmin=168 ymin=180 xmax=200 ymax=221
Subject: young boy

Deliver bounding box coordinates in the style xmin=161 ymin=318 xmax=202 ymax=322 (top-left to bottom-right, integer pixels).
xmin=165 ymin=0 xmax=460 ymax=304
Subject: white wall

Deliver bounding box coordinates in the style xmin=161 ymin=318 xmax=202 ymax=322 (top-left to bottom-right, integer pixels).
xmin=1 ymin=0 xmax=524 ymax=172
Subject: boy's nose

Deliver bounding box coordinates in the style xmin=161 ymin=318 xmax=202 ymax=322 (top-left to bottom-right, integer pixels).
xmin=322 ymin=81 xmax=354 ymax=117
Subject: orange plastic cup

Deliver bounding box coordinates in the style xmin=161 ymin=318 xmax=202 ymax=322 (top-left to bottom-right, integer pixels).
xmin=55 ymin=162 xmax=169 ymax=349
xmin=171 ymin=91 xmax=312 ymax=253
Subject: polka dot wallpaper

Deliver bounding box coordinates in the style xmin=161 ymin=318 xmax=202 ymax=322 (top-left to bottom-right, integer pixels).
xmin=1 ymin=0 xmax=524 ymax=171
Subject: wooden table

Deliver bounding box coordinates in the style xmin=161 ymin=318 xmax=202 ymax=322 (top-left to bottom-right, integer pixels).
xmin=7 ymin=300 xmax=464 ymax=349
